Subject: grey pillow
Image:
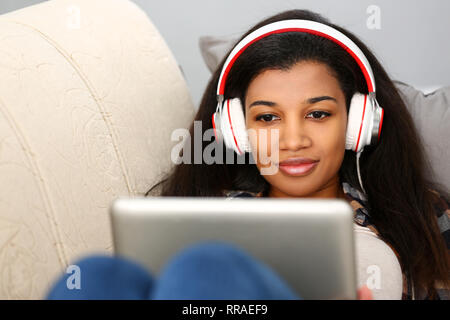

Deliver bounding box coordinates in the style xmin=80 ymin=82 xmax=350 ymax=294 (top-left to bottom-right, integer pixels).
xmin=198 ymin=35 xmax=450 ymax=193
xmin=199 ymin=35 xmax=238 ymax=73
xmin=395 ymin=81 xmax=450 ymax=193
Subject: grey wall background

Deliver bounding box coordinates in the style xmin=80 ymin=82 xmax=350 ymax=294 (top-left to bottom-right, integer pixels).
xmin=1 ymin=0 xmax=449 ymax=109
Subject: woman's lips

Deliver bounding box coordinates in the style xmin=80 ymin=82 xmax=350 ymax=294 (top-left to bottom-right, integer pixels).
xmin=278 ymin=161 xmax=318 ymax=176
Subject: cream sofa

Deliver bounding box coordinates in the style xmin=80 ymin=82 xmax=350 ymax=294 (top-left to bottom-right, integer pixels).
xmin=0 ymin=0 xmax=195 ymax=299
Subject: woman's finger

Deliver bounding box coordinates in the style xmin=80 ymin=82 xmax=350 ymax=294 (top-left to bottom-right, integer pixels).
xmin=357 ymin=285 xmax=373 ymax=300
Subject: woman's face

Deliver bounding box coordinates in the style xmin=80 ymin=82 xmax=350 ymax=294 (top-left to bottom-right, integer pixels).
xmin=244 ymin=61 xmax=348 ymax=198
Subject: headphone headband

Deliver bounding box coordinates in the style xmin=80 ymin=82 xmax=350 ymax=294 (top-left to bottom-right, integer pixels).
xmin=217 ymin=19 xmax=376 ymax=99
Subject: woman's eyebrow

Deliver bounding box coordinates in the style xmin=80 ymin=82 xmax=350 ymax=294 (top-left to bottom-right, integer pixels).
xmin=248 ymin=96 xmax=337 ymax=109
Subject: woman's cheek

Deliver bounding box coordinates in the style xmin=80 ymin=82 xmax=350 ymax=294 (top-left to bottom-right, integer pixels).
xmin=248 ymin=128 xmax=279 ymax=169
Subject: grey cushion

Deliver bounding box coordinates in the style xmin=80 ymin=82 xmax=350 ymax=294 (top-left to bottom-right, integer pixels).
xmin=199 ymin=35 xmax=238 ymax=74
xmin=395 ymin=81 xmax=450 ymax=193
xmin=198 ymin=35 xmax=450 ymax=193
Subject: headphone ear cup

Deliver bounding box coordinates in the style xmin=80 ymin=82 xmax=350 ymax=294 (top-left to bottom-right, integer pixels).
xmin=220 ymin=98 xmax=250 ymax=154
xmin=212 ymin=110 xmax=223 ymax=142
xmin=228 ymin=98 xmax=251 ymax=154
xmin=346 ymin=93 xmax=374 ymax=153
xmin=220 ymin=99 xmax=235 ymax=150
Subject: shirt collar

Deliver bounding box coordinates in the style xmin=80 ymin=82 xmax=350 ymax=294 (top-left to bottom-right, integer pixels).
xmin=342 ymin=182 xmax=369 ymax=215
xmin=341 ymin=181 xmax=371 ymax=226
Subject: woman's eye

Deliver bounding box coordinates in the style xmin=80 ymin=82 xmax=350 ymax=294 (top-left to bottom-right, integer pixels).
xmin=255 ymin=111 xmax=331 ymax=123
xmin=255 ymin=114 xmax=279 ymax=122
xmin=306 ymin=111 xmax=331 ymax=120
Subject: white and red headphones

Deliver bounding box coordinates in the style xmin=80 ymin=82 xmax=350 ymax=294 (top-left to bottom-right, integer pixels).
xmin=211 ymin=19 xmax=384 ymax=157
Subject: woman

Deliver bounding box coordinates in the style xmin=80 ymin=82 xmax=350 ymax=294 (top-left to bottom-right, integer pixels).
xmin=147 ymin=9 xmax=450 ymax=300
xmin=47 ymin=9 xmax=449 ymax=300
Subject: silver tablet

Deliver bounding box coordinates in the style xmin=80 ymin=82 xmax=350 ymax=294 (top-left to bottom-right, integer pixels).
xmin=110 ymin=197 xmax=357 ymax=300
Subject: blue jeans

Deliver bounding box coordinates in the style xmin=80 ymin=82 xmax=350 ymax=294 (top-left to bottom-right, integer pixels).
xmin=46 ymin=241 xmax=301 ymax=300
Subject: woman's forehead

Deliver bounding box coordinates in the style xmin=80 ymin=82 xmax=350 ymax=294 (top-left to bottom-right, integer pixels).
xmin=245 ymin=62 xmax=344 ymax=105
xmin=249 ymin=61 xmax=337 ymax=87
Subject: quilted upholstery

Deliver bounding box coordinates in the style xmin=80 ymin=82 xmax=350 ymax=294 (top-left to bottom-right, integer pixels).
xmin=0 ymin=0 xmax=195 ymax=298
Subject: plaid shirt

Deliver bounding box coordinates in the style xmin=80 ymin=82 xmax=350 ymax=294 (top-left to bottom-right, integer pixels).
xmin=222 ymin=182 xmax=450 ymax=300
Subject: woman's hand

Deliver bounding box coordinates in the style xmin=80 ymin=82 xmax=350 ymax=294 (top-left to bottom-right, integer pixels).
xmin=357 ymin=285 xmax=373 ymax=300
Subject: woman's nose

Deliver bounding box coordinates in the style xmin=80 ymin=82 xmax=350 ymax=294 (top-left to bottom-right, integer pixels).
xmin=278 ymin=119 xmax=312 ymax=151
